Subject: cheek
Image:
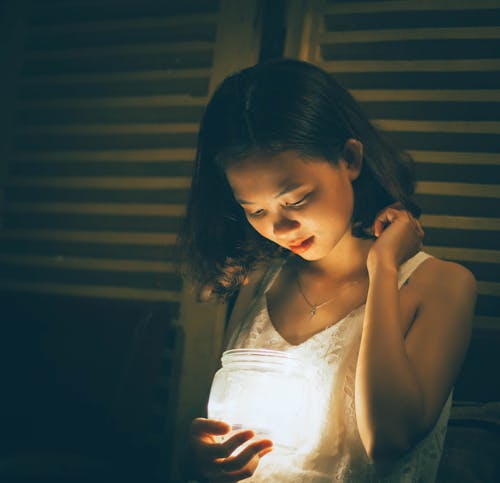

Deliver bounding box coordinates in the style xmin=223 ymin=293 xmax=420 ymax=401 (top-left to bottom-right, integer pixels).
xmin=246 ymin=217 xmax=270 ymax=238
xmin=328 ymin=183 xmax=354 ymax=216
xmin=312 ymin=191 xmax=354 ymax=230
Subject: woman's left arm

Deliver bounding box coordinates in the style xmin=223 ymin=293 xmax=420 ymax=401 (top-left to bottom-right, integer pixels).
xmin=356 ymin=208 xmax=477 ymax=461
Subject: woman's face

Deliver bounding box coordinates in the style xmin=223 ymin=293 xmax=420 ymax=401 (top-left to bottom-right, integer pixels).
xmin=225 ymin=150 xmax=361 ymax=261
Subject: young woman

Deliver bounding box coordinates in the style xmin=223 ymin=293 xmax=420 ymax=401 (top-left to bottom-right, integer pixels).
xmin=178 ymin=59 xmax=476 ymax=482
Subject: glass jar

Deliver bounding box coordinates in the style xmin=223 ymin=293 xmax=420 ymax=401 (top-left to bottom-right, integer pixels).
xmin=207 ymin=348 xmax=318 ymax=453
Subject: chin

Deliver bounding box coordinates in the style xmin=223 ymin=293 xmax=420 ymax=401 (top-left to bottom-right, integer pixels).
xmin=305 ymin=242 xmax=343 ymax=261
xmin=297 ymin=248 xmax=325 ymax=261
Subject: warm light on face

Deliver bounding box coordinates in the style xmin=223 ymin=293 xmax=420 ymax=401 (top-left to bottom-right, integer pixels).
xmin=225 ymin=151 xmax=357 ymax=261
xmin=207 ymin=349 xmax=320 ymax=453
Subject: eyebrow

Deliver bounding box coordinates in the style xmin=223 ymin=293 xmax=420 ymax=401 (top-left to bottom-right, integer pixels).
xmin=237 ymin=182 xmax=304 ymax=205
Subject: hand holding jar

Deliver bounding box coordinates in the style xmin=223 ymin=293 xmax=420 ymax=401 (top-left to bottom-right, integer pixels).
xmin=189 ymin=417 xmax=273 ymax=482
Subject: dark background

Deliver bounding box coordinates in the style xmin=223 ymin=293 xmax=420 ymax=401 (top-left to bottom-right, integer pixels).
xmin=0 ymin=1 xmax=498 ymax=482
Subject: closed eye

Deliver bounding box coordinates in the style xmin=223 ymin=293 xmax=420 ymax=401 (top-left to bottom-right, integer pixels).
xmin=285 ymin=193 xmax=310 ymax=208
xmin=248 ymin=208 xmax=265 ymax=218
xmin=246 ymin=192 xmax=311 ymax=218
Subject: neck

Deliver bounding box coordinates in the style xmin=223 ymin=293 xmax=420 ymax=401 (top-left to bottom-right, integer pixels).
xmin=297 ymin=233 xmax=373 ymax=283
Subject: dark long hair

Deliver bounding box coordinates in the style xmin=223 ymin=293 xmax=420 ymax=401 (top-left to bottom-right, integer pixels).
xmin=178 ymin=59 xmax=419 ymax=300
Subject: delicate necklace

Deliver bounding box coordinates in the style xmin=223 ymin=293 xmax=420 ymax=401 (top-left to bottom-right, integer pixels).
xmin=295 ymin=272 xmax=362 ymax=322
xmin=296 ymin=274 xmax=336 ymax=321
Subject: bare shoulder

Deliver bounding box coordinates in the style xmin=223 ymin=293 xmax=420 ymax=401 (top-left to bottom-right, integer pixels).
xmin=232 ymin=262 xmax=268 ymax=309
xmin=224 ymin=261 xmax=269 ymax=340
xmin=413 ymin=256 xmax=476 ymax=299
xmin=409 ymin=255 xmax=477 ymax=330
xmin=241 ymin=261 xmax=269 ymax=295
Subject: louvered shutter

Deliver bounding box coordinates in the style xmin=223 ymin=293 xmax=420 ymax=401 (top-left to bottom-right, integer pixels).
xmin=0 ymin=0 xmax=217 ymax=310
xmin=0 ymin=0 xmax=260 ymax=315
xmin=286 ymin=0 xmax=500 ymax=335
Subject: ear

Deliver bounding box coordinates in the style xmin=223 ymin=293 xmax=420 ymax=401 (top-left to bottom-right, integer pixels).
xmin=341 ymin=138 xmax=363 ymax=181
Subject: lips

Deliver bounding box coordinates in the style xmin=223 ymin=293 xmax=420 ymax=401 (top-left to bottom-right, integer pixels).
xmin=288 ymin=236 xmax=314 ymax=254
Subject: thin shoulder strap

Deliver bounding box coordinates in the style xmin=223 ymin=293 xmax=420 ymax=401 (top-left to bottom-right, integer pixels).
xmin=262 ymin=257 xmax=288 ymax=294
xmin=398 ymin=251 xmax=433 ymax=289
xmin=225 ymin=257 xmax=286 ymax=349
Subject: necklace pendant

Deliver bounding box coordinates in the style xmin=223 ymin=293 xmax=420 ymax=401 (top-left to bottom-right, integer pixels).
xmin=310 ymin=306 xmax=317 ymax=317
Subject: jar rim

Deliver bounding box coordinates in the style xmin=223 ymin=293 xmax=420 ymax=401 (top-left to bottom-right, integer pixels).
xmin=223 ymin=348 xmax=299 ymax=360
xmin=221 ymin=348 xmax=312 ymax=372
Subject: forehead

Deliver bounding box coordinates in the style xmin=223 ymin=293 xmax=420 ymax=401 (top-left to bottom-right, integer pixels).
xmin=225 ymin=151 xmax=327 ymax=195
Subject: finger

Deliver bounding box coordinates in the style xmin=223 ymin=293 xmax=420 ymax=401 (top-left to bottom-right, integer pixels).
xmin=372 ymin=216 xmax=385 ymax=238
xmin=218 ymin=439 xmax=273 ymax=473
xmin=257 ymin=446 xmax=273 ymax=458
xmin=405 ymin=212 xmax=424 ymax=238
xmin=191 ymin=418 xmax=231 ymax=438
xmin=204 ymin=441 xmax=273 ymax=482
xmin=207 ymin=430 xmax=255 ymax=459
xmin=220 ymin=430 xmax=256 ymax=457
xmin=372 ymin=208 xmax=399 ymax=237
xmin=388 ymin=201 xmax=405 ymax=211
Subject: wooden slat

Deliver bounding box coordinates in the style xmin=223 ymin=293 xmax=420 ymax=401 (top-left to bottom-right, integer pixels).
xmin=321 ymin=27 xmax=500 ymax=44
xmin=323 ymin=0 xmax=500 ymax=15
xmin=425 ymin=246 xmax=500 ymax=263
xmin=20 ymin=68 xmax=211 ymax=85
xmin=0 ymin=229 xmax=177 ymax=245
xmin=416 ymin=181 xmax=500 ymax=198
xmin=18 ymin=123 xmax=200 ymax=135
xmin=14 ymin=148 xmax=196 ymax=162
xmin=8 ymin=176 xmax=191 ymax=189
xmin=421 ymin=215 xmax=500 ymax=230
xmin=30 ymin=13 xmax=218 ymax=35
xmin=0 ymin=240 xmax=172 ymax=262
xmin=0 ymin=279 xmax=179 ymax=302
xmin=321 ymin=59 xmax=500 ymax=72
xmin=473 ymin=316 xmax=500 ymax=330
xmin=18 ymin=95 xmax=207 ymax=109
xmin=477 ymin=281 xmax=500 ymax=296
xmin=8 ymin=163 xmax=193 ymax=178
xmin=0 ymin=238 xmax=174 ymax=262
xmin=0 ymin=254 xmax=176 ymax=273
xmin=409 ymin=151 xmax=500 ymax=165
xmin=7 ymin=202 xmax=186 ymax=216
xmin=375 ymin=119 xmax=500 ymax=134
xmin=352 ymin=90 xmax=500 ymax=102
xmin=25 ymin=41 xmax=214 ymax=60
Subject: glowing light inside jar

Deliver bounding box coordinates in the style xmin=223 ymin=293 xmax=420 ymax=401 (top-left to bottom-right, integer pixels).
xmin=207 ymin=348 xmax=318 ymax=452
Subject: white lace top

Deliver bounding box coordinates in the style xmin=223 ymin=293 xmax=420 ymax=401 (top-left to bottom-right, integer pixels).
xmin=226 ymin=251 xmax=452 ymax=482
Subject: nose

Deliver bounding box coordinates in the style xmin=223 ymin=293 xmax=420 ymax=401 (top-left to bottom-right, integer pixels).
xmin=273 ymin=214 xmax=300 ymax=238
